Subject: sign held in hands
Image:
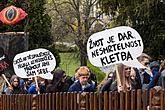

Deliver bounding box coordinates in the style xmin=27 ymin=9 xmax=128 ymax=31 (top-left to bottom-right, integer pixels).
xmin=87 ymin=26 xmax=144 ymax=68
xmin=13 ymin=48 xmax=56 ymax=79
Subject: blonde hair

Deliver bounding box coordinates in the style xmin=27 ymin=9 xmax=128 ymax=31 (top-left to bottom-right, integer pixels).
xmin=138 ymin=53 xmax=151 ymax=62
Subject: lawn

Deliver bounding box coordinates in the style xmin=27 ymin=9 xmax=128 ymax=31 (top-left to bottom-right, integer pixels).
xmin=59 ymin=52 xmax=106 ymax=83
xmin=59 ymin=52 xmax=80 ymax=76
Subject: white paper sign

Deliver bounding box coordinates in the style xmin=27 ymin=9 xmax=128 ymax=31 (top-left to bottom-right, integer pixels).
xmin=13 ymin=48 xmax=56 ymax=79
xmin=87 ymin=26 xmax=145 ymax=68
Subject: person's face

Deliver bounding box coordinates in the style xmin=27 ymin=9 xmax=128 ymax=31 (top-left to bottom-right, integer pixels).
xmin=79 ymin=75 xmax=89 ymax=85
xmin=124 ymin=66 xmax=131 ymax=77
xmin=130 ymin=68 xmax=136 ymax=80
xmin=140 ymin=58 xmax=150 ymax=68
xmin=75 ymin=72 xmax=79 ymax=80
xmin=12 ymin=78 xmax=19 ymax=87
xmin=108 ymin=73 xmax=113 ymax=79
xmin=61 ymin=74 xmax=66 ymax=83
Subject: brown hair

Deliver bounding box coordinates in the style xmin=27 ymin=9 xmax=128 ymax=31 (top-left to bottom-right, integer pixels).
xmin=77 ymin=66 xmax=90 ymax=76
xmin=138 ymin=53 xmax=151 ymax=62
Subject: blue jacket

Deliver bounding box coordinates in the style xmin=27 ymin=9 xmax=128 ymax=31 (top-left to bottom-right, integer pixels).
xmin=68 ymin=80 xmax=95 ymax=92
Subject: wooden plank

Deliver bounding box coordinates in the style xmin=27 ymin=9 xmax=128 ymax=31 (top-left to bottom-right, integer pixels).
xmin=45 ymin=94 xmax=48 ymax=110
xmin=41 ymin=94 xmax=44 ymax=110
xmin=7 ymin=95 xmax=10 ymax=110
xmin=104 ymin=92 xmax=107 ymax=110
xmin=63 ymin=92 xmax=67 ymax=110
xmin=9 ymin=95 xmax=12 ymax=110
xmin=0 ymin=95 xmax=3 ymax=110
xmin=125 ymin=91 xmax=130 ymax=110
xmin=109 ymin=92 xmax=112 ymax=110
xmin=131 ymin=90 xmax=135 ymax=110
xmin=163 ymin=89 xmax=165 ymax=109
xmin=70 ymin=93 xmax=73 ymax=110
xmin=86 ymin=93 xmax=89 ymax=110
xmin=120 ymin=92 xmax=124 ymax=110
xmin=149 ymin=89 xmax=155 ymax=110
xmin=77 ymin=93 xmax=81 ymax=110
xmin=60 ymin=92 xmax=63 ymax=110
xmin=98 ymin=92 xmax=102 ymax=110
xmin=114 ymin=92 xmax=118 ymax=110
xmin=27 ymin=95 xmax=31 ymax=110
xmin=56 ymin=92 xmax=59 ymax=110
xmin=160 ymin=90 xmax=164 ymax=110
xmin=93 ymin=92 xmax=97 ymax=110
xmin=137 ymin=89 xmax=142 ymax=110
xmin=14 ymin=95 xmax=18 ymax=110
xmin=89 ymin=92 xmax=94 ymax=110
xmin=73 ymin=93 xmax=77 ymax=110
xmin=143 ymin=90 xmax=147 ymax=110
xmin=48 ymin=93 xmax=51 ymax=110
xmin=23 ymin=94 xmax=28 ymax=110
xmin=38 ymin=95 xmax=41 ymax=110
xmin=52 ymin=93 xmax=55 ymax=110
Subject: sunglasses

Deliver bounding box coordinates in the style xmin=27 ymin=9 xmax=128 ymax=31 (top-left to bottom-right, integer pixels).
xmin=144 ymin=62 xmax=150 ymax=66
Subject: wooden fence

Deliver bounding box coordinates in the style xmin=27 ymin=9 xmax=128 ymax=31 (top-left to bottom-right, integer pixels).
xmin=0 ymin=89 xmax=164 ymax=110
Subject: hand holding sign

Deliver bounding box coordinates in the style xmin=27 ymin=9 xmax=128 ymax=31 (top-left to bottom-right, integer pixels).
xmin=87 ymin=26 xmax=145 ymax=68
xmin=13 ymin=48 xmax=56 ymax=80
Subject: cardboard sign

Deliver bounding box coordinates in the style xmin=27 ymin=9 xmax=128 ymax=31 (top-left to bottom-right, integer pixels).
xmin=87 ymin=26 xmax=145 ymax=68
xmin=13 ymin=48 xmax=56 ymax=79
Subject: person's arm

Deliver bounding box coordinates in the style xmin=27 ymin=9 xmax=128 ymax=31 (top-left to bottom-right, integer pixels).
xmin=147 ymin=71 xmax=161 ymax=90
xmin=5 ymin=86 xmax=13 ymax=95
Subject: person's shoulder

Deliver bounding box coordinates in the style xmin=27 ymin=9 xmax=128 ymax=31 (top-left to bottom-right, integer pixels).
xmin=68 ymin=81 xmax=81 ymax=92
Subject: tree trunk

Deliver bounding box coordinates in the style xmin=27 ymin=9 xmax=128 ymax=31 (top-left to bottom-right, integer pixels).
xmin=80 ymin=48 xmax=87 ymax=66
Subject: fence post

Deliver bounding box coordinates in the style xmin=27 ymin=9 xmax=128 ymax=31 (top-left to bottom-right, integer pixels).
xmin=0 ymin=95 xmax=2 ymax=110
xmin=32 ymin=94 xmax=38 ymax=110
xmin=79 ymin=92 xmax=86 ymax=110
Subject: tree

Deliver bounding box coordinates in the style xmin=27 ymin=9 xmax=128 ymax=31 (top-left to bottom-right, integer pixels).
xmin=0 ymin=0 xmax=60 ymax=66
xmin=100 ymin=0 xmax=165 ymax=60
xmin=48 ymin=0 xmax=105 ymax=66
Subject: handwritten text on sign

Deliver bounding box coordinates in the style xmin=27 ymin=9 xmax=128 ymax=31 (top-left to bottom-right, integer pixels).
xmin=13 ymin=48 xmax=56 ymax=79
xmin=87 ymin=26 xmax=144 ymax=68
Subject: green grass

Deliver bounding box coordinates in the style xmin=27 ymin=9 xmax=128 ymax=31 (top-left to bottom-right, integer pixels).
xmin=59 ymin=52 xmax=106 ymax=83
xmin=59 ymin=52 xmax=80 ymax=76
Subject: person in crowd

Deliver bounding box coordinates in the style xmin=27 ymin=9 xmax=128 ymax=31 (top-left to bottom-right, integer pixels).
xmin=158 ymin=59 xmax=165 ymax=88
xmin=68 ymin=66 xmax=95 ymax=92
xmin=137 ymin=53 xmax=152 ymax=89
xmin=20 ymin=78 xmax=28 ymax=94
xmin=130 ymin=67 xmax=142 ymax=90
xmin=0 ymin=75 xmax=6 ymax=94
xmin=110 ymin=64 xmax=137 ymax=92
xmin=5 ymin=75 xmax=24 ymax=95
xmin=28 ymin=77 xmax=46 ymax=94
xmin=99 ymin=72 xmax=115 ymax=92
xmin=46 ymin=69 xmax=69 ymax=93
xmin=65 ymin=67 xmax=80 ymax=87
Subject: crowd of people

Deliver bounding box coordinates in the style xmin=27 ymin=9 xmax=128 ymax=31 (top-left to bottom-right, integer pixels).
xmin=0 ymin=52 xmax=165 ymax=109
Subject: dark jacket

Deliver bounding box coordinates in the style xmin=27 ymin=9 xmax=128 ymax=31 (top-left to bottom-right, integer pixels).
xmin=68 ymin=80 xmax=95 ymax=92
xmin=100 ymin=79 xmax=113 ymax=92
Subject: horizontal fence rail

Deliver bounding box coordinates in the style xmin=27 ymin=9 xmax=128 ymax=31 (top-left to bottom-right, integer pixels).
xmin=0 ymin=89 xmax=164 ymax=110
